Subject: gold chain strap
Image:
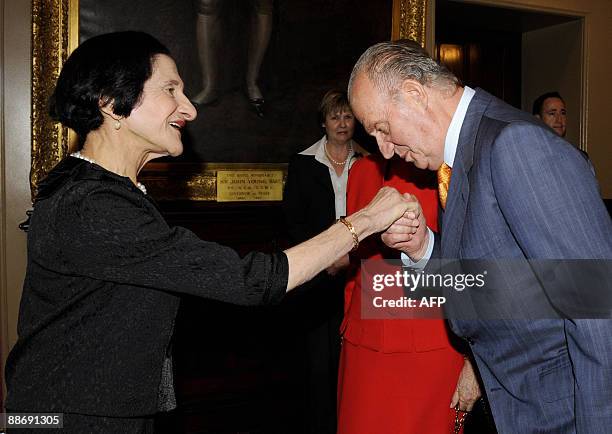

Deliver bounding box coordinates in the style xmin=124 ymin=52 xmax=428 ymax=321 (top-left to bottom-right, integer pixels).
xmin=453 ymin=405 xmax=468 ymax=434
xmin=338 ymin=216 xmax=359 ymax=252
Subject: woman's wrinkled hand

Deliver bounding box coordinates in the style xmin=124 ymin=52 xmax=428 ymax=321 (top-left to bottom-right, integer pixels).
xmin=361 ymin=187 xmax=419 ymax=235
xmin=381 ymin=195 xmax=429 ymax=261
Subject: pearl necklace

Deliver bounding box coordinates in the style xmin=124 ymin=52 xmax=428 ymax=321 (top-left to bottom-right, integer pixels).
xmin=70 ymin=151 xmax=147 ymax=195
xmin=324 ymin=141 xmax=353 ymax=166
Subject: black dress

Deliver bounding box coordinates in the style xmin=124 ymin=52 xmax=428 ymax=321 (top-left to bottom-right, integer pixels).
xmin=5 ymin=157 xmax=288 ymax=432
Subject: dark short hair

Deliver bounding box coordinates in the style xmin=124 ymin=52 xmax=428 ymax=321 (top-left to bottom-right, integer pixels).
xmin=49 ymin=31 xmax=170 ymax=140
xmin=318 ymin=90 xmax=352 ymax=125
xmin=532 ymin=91 xmax=564 ymax=115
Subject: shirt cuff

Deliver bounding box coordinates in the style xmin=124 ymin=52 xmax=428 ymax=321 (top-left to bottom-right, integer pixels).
xmin=400 ymin=227 xmax=434 ymax=270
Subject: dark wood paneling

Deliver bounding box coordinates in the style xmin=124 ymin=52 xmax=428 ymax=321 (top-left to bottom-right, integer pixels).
xmin=160 ymin=200 xmax=289 ymax=254
xmin=436 ymin=0 xmax=523 ymax=108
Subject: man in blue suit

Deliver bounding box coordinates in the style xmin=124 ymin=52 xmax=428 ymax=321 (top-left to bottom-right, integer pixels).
xmin=348 ymin=40 xmax=612 ymax=433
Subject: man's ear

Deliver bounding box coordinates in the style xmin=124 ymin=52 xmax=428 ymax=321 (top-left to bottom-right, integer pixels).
xmin=398 ymin=79 xmax=427 ymax=111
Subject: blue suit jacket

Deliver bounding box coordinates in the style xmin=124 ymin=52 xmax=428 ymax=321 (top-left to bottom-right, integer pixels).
xmin=437 ymin=88 xmax=612 ymax=433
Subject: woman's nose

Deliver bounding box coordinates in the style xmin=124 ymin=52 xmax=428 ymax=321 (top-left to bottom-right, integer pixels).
xmin=180 ymin=96 xmax=197 ymax=121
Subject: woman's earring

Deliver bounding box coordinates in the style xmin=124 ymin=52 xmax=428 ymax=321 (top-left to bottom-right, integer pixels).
xmin=114 ymin=120 xmax=121 ymax=130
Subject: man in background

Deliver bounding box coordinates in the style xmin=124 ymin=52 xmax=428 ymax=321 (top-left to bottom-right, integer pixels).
xmin=533 ymin=91 xmax=594 ymax=173
xmin=532 ymin=91 xmax=567 ymax=137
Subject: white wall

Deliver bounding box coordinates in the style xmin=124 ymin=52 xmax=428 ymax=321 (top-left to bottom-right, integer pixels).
xmin=1 ymin=0 xmax=32 ymax=406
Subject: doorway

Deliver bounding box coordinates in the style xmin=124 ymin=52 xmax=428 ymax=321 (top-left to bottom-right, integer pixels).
xmin=435 ymin=0 xmax=584 ymax=147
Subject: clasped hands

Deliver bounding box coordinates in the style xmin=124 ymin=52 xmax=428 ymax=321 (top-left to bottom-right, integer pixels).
xmin=381 ymin=193 xmax=430 ymax=261
xmin=351 ymin=189 xmax=428 ymax=257
xmin=327 ymin=189 xmax=422 ymax=275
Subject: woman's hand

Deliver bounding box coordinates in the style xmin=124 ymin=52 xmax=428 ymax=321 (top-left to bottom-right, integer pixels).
xmin=381 ymin=197 xmax=429 ymax=261
xmin=450 ymin=357 xmax=482 ymax=412
xmin=284 ymin=188 xmax=415 ymax=292
xmin=356 ymin=187 xmax=418 ymax=237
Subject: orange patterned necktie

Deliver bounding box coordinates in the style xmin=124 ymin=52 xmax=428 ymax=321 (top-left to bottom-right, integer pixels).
xmin=437 ymin=162 xmax=452 ymax=209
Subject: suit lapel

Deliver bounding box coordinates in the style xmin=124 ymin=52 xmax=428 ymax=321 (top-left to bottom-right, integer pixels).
xmin=441 ymin=89 xmax=493 ymax=258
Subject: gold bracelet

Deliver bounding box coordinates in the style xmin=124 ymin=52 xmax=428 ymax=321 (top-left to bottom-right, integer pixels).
xmin=338 ymin=216 xmax=359 ymax=252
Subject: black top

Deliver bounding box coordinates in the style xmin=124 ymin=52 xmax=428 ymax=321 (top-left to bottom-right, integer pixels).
xmin=5 ymin=157 xmax=288 ymax=417
xmin=282 ymin=153 xmax=345 ymax=329
xmin=283 ymin=153 xmax=337 ymax=243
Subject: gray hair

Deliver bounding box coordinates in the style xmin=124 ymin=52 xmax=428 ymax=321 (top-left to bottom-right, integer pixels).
xmin=348 ymin=39 xmax=459 ymax=101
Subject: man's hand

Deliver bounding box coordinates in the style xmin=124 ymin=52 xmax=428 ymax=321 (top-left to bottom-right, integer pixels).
xmin=450 ymin=358 xmax=482 ymax=412
xmin=381 ymin=194 xmax=429 ymax=260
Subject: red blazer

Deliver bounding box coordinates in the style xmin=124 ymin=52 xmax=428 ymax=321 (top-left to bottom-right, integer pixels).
xmin=341 ymin=155 xmax=456 ymax=353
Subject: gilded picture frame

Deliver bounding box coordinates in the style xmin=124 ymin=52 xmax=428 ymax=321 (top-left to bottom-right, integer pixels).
xmin=30 ymin=0 xmax=426 ymax=201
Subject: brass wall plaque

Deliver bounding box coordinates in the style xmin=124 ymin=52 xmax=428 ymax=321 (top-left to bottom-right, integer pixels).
xmin=217 ymin=171 xmax=284 ymax=202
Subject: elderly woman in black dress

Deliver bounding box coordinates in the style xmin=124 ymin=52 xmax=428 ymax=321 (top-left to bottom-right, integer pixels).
xmin=4 ymin=32 xmax=417 ymax=432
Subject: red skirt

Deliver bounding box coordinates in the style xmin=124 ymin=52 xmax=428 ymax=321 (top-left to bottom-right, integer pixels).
xmin=337 ymin=340 xmax=464 ymax=434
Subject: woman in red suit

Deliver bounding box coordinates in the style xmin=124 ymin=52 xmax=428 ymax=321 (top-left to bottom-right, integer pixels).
xmin=337 ymin=155 xmax=480 ymax=433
